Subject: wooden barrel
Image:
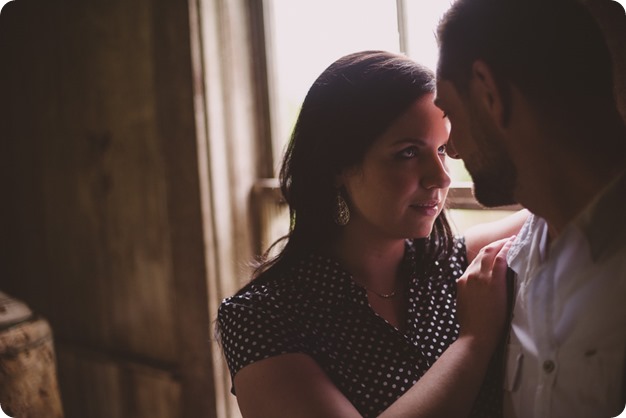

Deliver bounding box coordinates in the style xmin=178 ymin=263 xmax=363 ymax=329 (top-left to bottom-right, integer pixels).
xmin=0 ymin=292 xmax=64 ymax=418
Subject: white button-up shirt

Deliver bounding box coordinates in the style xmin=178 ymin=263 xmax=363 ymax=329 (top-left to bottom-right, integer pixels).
xmin=503 ymin=172 xmax=626 ymax=418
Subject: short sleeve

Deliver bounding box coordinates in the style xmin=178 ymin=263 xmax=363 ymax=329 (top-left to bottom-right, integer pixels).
xmin=216 ymin=292 xmax=307 ymax=392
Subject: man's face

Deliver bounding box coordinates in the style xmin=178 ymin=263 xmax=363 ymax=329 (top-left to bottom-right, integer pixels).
xmin=435 ymin=79 xmax=518 ymax=207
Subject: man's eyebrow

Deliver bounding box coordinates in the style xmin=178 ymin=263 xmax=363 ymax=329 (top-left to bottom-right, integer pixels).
xmin=433 ymin=97 xmax=443 ymax=108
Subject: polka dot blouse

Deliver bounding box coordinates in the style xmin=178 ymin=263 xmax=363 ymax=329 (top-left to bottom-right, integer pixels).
xmin=217 ymin=238 xmax=503 ymax=417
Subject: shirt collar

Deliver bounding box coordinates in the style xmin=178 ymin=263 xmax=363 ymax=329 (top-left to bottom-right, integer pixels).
xmin=508 ymin=170 xmax=626 ymax=269
xmin=507 ymin=213 xmax=547 ymax=276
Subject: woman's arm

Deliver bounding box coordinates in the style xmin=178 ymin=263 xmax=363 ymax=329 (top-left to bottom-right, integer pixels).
xmin=234 ymin=338 xmax=491 ymax=418
xmin=233 ymin=238 xmax=513 ymax=418
xmin=464 ymin=209 xmax=529 ymax=263
xmin=234 ymin=353 xmax=361 ymax=418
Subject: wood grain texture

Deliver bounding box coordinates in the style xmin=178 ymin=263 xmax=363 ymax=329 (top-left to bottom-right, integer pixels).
xmin=0 ymin=0 xmax=218 ymax=416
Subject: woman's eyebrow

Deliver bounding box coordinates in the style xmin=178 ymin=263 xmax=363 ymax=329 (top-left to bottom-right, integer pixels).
xmin=391 ymin=138 xmax=427 ymax=146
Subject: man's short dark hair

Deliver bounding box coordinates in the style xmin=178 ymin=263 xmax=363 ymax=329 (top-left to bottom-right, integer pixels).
xmin=437 ymin=0 xmax=614 ymax=115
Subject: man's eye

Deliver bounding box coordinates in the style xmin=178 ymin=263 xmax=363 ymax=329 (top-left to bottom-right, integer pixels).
xmin=442 ymin=111 xmax=449 ymax=119
xmin=437 ymin=144 xmax=447 ymax=155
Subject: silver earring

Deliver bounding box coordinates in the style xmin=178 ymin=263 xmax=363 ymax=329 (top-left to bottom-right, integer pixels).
xmin=333 ymin=191 xmax=350 ymax=226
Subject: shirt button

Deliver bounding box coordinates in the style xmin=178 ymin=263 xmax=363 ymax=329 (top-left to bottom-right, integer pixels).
xmin=543 ymin=360 xmax=556 ymax=373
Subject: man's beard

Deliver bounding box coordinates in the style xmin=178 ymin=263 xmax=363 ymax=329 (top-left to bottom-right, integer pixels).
xmin=465 ymin=122 xmax=518 ymax=207
xmin=470 ymin=161 xmax=518 ymax=207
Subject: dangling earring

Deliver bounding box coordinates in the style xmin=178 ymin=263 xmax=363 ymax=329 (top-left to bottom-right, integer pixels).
xmin=333 ymin=190 xmax=350 ymax=226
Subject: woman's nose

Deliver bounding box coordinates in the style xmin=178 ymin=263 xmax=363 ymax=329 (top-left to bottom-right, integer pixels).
xmin=421 ymin=154 xmax=451 ymax=190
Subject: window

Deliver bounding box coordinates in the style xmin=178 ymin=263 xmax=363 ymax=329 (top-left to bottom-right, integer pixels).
xmin=267 ymin=0 xmax=402 ymax=165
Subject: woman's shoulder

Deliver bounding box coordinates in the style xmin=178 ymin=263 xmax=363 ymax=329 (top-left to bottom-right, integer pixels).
xmin=216 ymin=276 xmax=300 ymax=353
xmin=218 ymin=251 xmax=352 ymax=319
xmin=218 ymin=254 xmax=325 ymax=311
xmin=215 ymin=263 xmax=317 ymax=385
xmin=218 ymin=273 xmax=294 ymax=316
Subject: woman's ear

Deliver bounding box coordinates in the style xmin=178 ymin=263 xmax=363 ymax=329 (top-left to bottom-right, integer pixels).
xmin=470 ymin=60 xmax=509 ymax=129
xmin=334 ymin=166 xmax=357 ymax=188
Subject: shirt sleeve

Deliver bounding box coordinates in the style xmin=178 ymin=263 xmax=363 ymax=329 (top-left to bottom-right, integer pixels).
xmin=216 ymin=291 xmax=308 ymax=393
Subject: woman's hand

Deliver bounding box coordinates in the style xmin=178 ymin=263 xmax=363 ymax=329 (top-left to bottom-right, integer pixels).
xmin=456 ymin=236 xmax=515 ymax=351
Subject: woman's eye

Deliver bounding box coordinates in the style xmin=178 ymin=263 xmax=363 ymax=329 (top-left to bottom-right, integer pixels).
xmin=437 ymin=144 xmax=447 ymax=155
xmin=398 ymin=147 xmax=418 ymax=159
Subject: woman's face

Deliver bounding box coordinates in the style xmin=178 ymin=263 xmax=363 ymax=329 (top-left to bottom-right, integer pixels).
xmin=340 ymin=93 xmax=451 ymax=241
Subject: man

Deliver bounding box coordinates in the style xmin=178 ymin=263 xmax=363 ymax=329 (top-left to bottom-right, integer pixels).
xmin=434 ymin=0 xmax=626 ymax=417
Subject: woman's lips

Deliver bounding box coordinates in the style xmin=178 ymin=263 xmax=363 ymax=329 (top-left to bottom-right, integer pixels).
xmin=410 ymin=200 xmax=440 ymax=216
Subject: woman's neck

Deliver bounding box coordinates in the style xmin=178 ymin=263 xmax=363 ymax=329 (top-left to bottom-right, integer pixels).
xmin=331 ymin=228 xmax=407 ymax=294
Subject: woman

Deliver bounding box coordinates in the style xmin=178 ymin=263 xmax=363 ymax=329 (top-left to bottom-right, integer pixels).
xmin=217 ymin=51 xmax=526 ymax=417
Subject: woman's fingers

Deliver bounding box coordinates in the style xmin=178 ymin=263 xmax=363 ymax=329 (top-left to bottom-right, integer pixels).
xmin=492 ymin=235 xmax=515 ymax=279
xmin=456 ymin=235 xmax=516 ymax=349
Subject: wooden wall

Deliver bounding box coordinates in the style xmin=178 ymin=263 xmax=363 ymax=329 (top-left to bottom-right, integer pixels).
xmin=0 ymin=1 xmax=218 ymax=417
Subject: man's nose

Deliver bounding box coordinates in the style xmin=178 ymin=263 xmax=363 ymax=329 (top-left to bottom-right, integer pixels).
xmin=446 ymin=138 xmax=461 ymax=159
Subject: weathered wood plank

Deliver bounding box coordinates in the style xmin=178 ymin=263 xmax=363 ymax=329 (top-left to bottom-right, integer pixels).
xmin=56 ymin=345 xmax=181 ymax=418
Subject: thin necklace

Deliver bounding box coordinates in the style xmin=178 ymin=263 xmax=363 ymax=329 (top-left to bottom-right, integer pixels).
xmin=364 ymin=286 xmax=397 ymax=299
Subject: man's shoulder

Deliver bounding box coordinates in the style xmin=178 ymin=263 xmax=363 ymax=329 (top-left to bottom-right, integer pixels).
xmin=584 ymin=171 xmax=626 ymax=261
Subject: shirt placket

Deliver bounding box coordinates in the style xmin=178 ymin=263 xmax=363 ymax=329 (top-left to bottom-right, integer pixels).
xmin=532 ymin=262 xmax=558 ymax=418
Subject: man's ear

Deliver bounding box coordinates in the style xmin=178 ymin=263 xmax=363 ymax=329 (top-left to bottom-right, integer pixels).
xmin=470 ymin=60 xmax=508 ymax=128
